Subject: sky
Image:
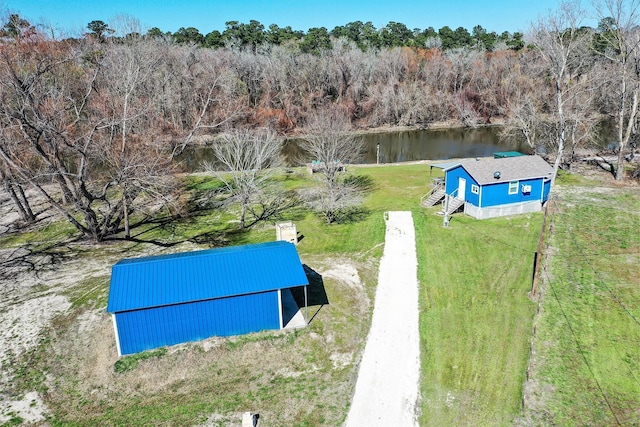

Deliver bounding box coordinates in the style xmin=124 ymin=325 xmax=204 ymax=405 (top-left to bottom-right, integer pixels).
xmin=5 ymin=0 xmax=598 ymax=37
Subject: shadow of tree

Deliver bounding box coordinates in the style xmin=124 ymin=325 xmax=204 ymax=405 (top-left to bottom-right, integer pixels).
xmin=332 ymin=206 xmax=371 ymax=224
xmin=0 ymin=236 xmax=85 ymax=282
xmin=343 ymin=174 xmax=375 ymax=192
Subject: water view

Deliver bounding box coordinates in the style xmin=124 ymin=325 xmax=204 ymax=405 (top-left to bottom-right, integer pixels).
xmin=358 ymin=127 xmax=529 ymax=164
xmin=181 ymin=126 xmax=529 ymax=171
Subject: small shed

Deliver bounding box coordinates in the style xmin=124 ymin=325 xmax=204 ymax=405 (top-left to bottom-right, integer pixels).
xmin=443 ymin=155 xmax=553 ymax=219
xmin=107 ymin=241 xmax=309 ymax=355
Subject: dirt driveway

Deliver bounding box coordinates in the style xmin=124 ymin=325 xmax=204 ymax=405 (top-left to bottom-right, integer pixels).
xmin=345 ymin=211 xmax=420 ymax=427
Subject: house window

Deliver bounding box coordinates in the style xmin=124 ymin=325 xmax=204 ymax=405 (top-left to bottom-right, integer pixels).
xmin=471 ymin=184 xmax=479 ymax=194
xmin=508 ymin=181 xmax=519 ymax=195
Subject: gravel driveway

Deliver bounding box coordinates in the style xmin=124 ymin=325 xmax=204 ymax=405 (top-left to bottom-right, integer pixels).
xmin=345 ymin=211 xmax=420 ymax=427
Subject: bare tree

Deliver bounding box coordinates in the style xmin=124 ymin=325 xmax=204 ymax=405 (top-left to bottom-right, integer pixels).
xmin=0 ymin=35 xmax=113 ymax=240
xmin=0 ymin=161 xmax=36 ymax=224
xmin=529 ymin=0 xmax=593 ymax=185
xmin=206 ymin=128 xmax=284 ymax=229
xmin=0 ymin=32 xmax=237 ymax=242
xmin=502 ymin=93 xmax=552 ymax=150
xmin=593 ymin=0 xmax=640 ymax=180
xmin=300 ymin=108 xmax=366 ymax=224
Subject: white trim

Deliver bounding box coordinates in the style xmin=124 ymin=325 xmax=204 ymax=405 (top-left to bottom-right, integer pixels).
xmin=508 ymin=180 xmax=519 ymax=195
xmin=111 ymin=314 xmax=122 ymax=357
xmin=277 ymin=289 xmax=283 ymax=329
xmin=471 ymin=184 xmax=479 ymax=194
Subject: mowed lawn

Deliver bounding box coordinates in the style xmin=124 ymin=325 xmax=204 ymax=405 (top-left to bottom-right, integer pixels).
xmin=414 ymin=201 xmax=540 ymax=425
xmin=524 ymin=180 xmax=640 ymax=426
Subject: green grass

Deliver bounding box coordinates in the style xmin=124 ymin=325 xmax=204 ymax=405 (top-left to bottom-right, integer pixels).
xmin=526 ymin=186 xmax=640 ymax=425
xmin=416 ymin=209 xmax=541 ymax=425
xmin=10 ymin=163 xmax=629 ymax=426
xmin=64 ymin=276 xmax=110 ymax=309
xmin=0 ymin=220 xmax=78 ymax=248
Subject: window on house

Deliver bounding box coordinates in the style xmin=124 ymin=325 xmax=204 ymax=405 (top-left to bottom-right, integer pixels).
xmin=508 ymin=181 xmax=519 ymax=195
xmin=471 ymin=184 xmax=479 ymax=194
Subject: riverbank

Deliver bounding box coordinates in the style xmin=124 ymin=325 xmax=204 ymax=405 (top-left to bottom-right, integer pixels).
xmin=188 ymin=119 xmax=507 ymax=145
xmin=350 ymin=118 xmax=508 ymax=136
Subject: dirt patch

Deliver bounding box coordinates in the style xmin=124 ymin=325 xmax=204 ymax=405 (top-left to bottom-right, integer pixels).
xmin=322 ymin=262 xmax=365 ymax=292
xmin=0 ymin=290 xmax=72 ymax=425
xmin=0 ymin=182 xmax=380 ymax=425
xmin=0 ymin=391 xmax=48 ymax=425
xmin=7 ymin=251 xmax=373 ymax=425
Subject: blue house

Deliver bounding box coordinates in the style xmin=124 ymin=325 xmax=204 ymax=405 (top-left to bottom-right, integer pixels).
xmin=423 ymin=155 xmax=553 ymax=219
xmin=107 ymin=241 xmax=309 ymax=355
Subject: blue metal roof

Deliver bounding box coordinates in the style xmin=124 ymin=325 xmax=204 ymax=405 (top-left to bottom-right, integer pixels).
xmin=107 ymin=241 xmax=308 ymax=313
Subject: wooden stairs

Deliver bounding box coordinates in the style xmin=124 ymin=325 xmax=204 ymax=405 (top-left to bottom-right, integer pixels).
xmin=421 ymin=178 xmax=465 ymax=217
xmin=443 ymin=196 xmax=465 ymax=215
xmin=421 ymin=188 xmax=446 ymax=207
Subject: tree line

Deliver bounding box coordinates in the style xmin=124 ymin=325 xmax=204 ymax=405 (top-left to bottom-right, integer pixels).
xmin=0 ymin=0 xmax=638 ymax=243
xmin=83 ymin=18 xmax=525 ymax=53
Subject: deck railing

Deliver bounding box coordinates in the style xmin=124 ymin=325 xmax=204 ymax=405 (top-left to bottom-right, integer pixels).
xmin=420 ymin=178 xmax=445 ymax=205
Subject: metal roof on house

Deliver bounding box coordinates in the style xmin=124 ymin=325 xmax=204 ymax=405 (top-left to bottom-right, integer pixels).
xmin=430 ymin=161 xmax=461 ymax=171
xmin=107 ymin=241 xmax=308 ymax=313
xmin=458 ymin=155 xmax=553 ymax=185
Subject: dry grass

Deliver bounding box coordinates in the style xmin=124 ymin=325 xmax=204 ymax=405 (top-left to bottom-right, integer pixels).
xmin=10 ymin=255 xmax=377 ymax=426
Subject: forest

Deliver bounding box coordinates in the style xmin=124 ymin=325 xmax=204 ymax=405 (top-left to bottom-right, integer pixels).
xmin=0 ymin=0 xmax=638 ymax=242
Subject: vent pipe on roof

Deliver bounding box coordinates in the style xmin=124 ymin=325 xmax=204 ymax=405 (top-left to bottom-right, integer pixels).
xmin=494 ymin=171 xmax=501 ymax=179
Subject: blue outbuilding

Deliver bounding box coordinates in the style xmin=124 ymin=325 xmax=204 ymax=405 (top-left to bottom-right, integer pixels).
xmin=423 ymin=155 xmax=553 ymax=219
xmin=107 ymin=241 xmax=309 ymax=355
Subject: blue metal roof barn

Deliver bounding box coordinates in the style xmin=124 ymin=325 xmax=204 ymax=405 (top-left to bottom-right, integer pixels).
xmin=107 ymin=241 xmax=309 ymax=355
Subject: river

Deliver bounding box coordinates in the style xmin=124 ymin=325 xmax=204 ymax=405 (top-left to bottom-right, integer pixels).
xmin=180 ymin=126 xmax=529 ymax=171
xmin=357 ymin=127 xmax=529 ymax=164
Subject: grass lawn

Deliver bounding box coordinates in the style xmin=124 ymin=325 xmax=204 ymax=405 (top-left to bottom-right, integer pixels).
xmin=7 ymin=163 xmax=627 ymax=426
xmin=415 ymin=204 xmax=541 ymax=425
xmin=523 ymin=175 xmax=640 ymax=425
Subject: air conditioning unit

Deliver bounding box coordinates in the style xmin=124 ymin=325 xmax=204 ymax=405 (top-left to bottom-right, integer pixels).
xmin=521 ymin=184 xmax=532 ymax=193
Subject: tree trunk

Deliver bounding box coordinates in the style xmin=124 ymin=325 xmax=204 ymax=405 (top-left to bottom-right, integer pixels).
xmin=551 ymin=79 xmax=566 ymax=188
xmin=6 ymin=182 xmax=35 ymax=223
xmin=240 ymin=202 xmax=246 ymax=230
xmin=123 ymin=195 xmax=130 ymax=238
xmin=616 ymin=88 xmax=639 ymax=180
xmin=1 ymin=167 xmax=36 ymax=223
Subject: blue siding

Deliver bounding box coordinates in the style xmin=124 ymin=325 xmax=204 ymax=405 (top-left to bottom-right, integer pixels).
xmin=115 ymin=291 xmax=280 ymax=355
xmin=543 ymin=179 xmax=551 ymax=203
xmin=444 ymin=165 xmax=480 ymax=206
xmin=479 ymin=177 xmax=544 ymax=207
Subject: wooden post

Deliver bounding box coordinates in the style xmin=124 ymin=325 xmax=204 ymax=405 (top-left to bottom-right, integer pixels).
xmin=376 ymin=143 xmax=380 ymax=164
